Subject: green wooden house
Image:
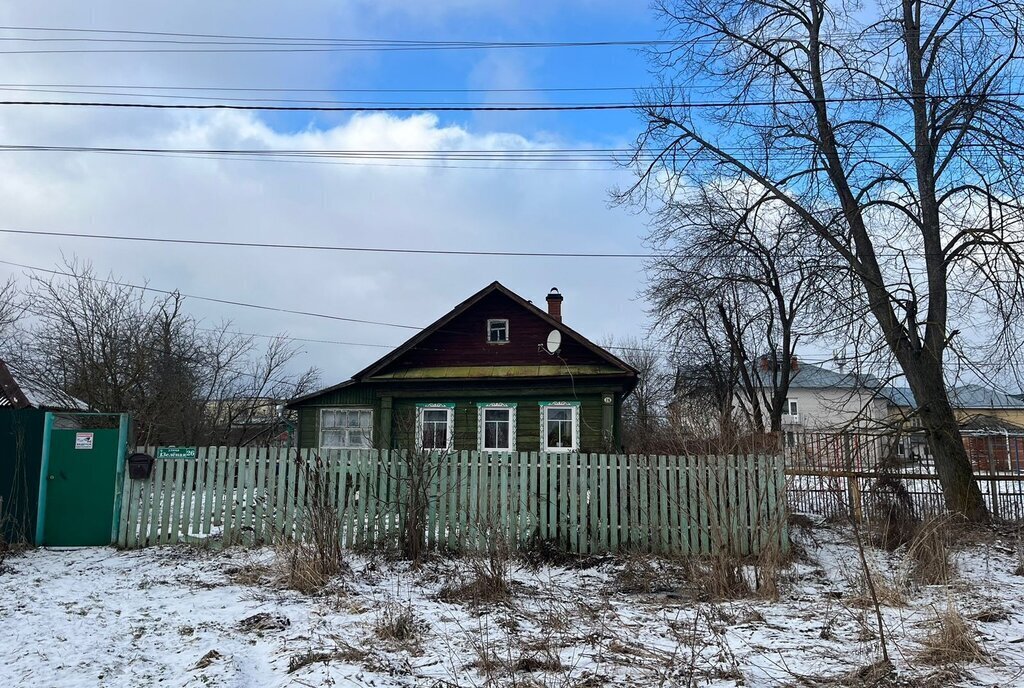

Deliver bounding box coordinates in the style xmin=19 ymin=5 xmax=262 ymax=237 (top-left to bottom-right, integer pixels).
xmin=287 ymin=282 xmax=638 ymax=453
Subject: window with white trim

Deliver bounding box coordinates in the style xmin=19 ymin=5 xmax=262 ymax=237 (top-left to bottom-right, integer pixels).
xmin=540 ymin=402 xmax=580 ymax=452
xmin=320 ymin=408 xmax=373 ymax=449
xmin=487 ymin=319 xmax=509 ymax=344
xmin=416 ymin=403 xmax=454 ymax=451
xmin=478 ymin=403 xmax=516 ymax=451
xmin=787 ymin=399 xmax=799 ymax=416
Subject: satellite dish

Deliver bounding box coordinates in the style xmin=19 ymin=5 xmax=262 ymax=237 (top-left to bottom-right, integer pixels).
xmin=545 ymin=330 xmax=562 ymax=354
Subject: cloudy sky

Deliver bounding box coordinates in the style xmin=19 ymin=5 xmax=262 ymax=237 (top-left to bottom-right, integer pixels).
xmin=0 ymin=1 xmax=660 ymax=384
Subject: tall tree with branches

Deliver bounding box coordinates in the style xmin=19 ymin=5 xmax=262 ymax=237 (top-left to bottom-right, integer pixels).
xmin=625 ymin=0 xmax=1024 ymax=520
xmin=647 ymin=181 xmax=834 ymax=432
xmin=11 ymin=260 xmax=318 ymax=445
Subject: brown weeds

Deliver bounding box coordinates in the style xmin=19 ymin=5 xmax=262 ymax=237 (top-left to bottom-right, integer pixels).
xmin=917 ymin=605 xmax=984 ymax=666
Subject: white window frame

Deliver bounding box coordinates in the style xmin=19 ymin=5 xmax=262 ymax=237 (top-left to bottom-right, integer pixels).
xmin=787 ymin=399 xmax=799 ymax=416
xmin=477 ymin=403 xmax=517 ymax=452
xmin=486 ymin=318 xmax=510 ymax=344
xmin=416 ymin=403 xmax=455 ymax=451
xmin=539 ymin=401 xmax=580 ymax=452
xmin=319 ymin=407 xmax=374 ymax=450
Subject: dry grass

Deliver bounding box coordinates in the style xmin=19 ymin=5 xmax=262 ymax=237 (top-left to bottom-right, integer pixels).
xmin=907 ymin=518 xmax=954 ymax=585
xmin=868 ymin=475 xmax=919 ymax=551
xmin=287 ymin=642 xmax=368 ymax=674
xmin=917 ymin=605 xmax=985 ymax=666
xmin=374 ymin=600 xmax=421 ymax=644
xmin=612 ymin=555 xmax=689 ymax=595
xmin=702 ymin=555 xmax=753 ymax=600
xmin=274 ymin=454 xmax=346 ymax=594
xmin=438 ymin=546 xmax=512 ymax=606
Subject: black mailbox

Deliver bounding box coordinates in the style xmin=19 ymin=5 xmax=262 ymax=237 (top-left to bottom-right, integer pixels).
xmin=127 ymin=453 xmax=155 ymax=480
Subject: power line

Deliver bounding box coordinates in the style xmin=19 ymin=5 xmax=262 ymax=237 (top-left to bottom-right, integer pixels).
xmin=0 ymin=99 xmax=644 ymax=111
xmin=5 ymin=257 xmax=1020 ymax=383
xmin=2 ymin=227 xmax=1000 ymax=260
xmin=0 ymin=228 xmax=652 ymax=259
xmin=0 ymin=82 xmax=646 ymax=94
xmin=0 ymin=23 xmax=998 ymax=52
xmin=1 ymin=91 xmax=1021 ymax=112
xmin=0 ymin=259 xmax=420 ymax=330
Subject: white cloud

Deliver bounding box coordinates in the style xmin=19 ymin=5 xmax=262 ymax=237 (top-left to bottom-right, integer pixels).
xmin=0 ymin=109 xmax=650 ymax=382
xmin=0 ymin=1 xmax=652 ymax=384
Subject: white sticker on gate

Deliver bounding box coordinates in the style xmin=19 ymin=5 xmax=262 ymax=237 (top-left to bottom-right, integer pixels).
xmin=75 ymin=432 xmax=94 ymax=450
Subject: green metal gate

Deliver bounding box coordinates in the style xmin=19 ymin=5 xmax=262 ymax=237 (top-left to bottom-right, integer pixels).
xmin=35 ymin=413 xmax=129 ymax=546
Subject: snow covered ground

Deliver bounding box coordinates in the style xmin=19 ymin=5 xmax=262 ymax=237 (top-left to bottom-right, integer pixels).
xmin=1 ymin=523 xmax=1022 ymax=687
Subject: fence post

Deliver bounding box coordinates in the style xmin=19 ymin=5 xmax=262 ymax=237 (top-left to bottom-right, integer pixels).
xmin=844 ymin=433 xmax=862 ymax=522
xmin=986 ymin=435 xmax=1000 ymax=520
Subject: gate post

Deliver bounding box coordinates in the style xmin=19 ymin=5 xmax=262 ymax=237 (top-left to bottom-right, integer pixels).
xmin=33 ymin=412 xmax=55 ymax=546
xmin=110 ymin=414 xmax=130 ymax=545
xmin=844 ymin=433 xmax=862 ymax=522
xmin=986 ymin=435 xmax=1000 ymax=520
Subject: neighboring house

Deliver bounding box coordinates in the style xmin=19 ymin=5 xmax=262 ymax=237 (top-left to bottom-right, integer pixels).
xmin=888 ymin=384 xmax=1024 ymax=429
xmin=887 ymin=385 xmax=1024 ymax=471
xmin=205 ymin=396 xmax=289 ymax=446
xmin=0 ymin=357 xmax=87 ymax=412
xmin=287 ymin=282 xmax=638 ymax=454
xmin=750 ymin=356 xmax=892 ymax=433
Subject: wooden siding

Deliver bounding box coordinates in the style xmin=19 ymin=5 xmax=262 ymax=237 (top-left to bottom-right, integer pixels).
xmin=296 ymin=383 xmax=382 ymax=449
xmin=392 ymin=392 xmax=608 ymax=453
xmin=375 ymin=291 xmax=610 ymax=373
xmin=296 ymin=381 xmax=622 ymax=452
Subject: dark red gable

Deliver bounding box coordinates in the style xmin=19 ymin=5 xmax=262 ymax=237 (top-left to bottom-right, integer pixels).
xmin=374 ymin=289 xmax=609 ymax=374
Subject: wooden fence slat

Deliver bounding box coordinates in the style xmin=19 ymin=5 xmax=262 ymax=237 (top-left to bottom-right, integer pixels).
xmin=699 ymin=455 xmax=711 ymax=555
xmin=518 ymin=451 xmax=529 ymax=546
xmin=363 ymin=449 xmax=378 ymax=546
xmin=611 ymin=454 xmax=623 ymax=551
xmin=117 ymin=447 xmax=798 ymax=558
xmin=657 ymin=455 xmax=669 ymax=554
xmin=252 ymin=450 xmax=267 ymax=544
xmin=117 ymin=469 xmax=134 ymax=547
xmin=546 ymin=451 xmax=557 ymax=543
xmin=442 ymin=452 xmax=455 ymax=550
xmin=191 ymin=451 xmax=205 ymax=538
xmin=179 ymin=453 xmax=197 ymax=542
xmin=588 ymin=453 xmax=599 ymax=554
xmin=199 ymin=449 xmax=215 ymax=537
xmin=145 ymin=458 xmax=164 ymax=547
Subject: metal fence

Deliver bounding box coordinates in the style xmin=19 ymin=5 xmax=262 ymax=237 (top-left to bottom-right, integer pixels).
xmin=783 ymin=430 xmax=1024 ymax=522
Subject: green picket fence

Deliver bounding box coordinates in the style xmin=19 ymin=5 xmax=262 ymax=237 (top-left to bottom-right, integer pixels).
xmin=117 ymin=448 xmax=787 ymax=555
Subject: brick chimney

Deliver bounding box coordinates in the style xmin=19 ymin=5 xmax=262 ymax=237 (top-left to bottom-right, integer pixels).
xmin=546 ymin=287 xmax=563 ymax=322
xmin=790 ymin=355 xmax=799 ymax=372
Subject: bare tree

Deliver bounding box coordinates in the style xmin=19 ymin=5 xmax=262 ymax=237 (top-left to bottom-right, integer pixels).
xmin=668 ymin=296 xmax=745 ymax=440
xmin=604 ymin=336 xmax=675 ymax=451
xmin=646 ymin=182 xmax=833 ymax=432
xmin=13 ymin=259 xmax=318 ymax=445
xmin=624 ymin=0 xmax=1024 ymax=520
xmin=0 ymin=276 xmax=25 ymax=353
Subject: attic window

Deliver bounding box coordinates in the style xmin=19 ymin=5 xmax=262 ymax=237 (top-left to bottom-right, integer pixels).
xmin=487 ymin=319 xmax=509 ymax=344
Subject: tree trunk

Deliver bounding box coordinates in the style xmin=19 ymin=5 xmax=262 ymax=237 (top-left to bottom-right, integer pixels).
xmin=903 ymin=367 xmax=988 ymax=521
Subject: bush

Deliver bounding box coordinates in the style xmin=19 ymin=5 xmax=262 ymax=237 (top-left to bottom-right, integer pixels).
xmin=917 ymin=605 xmax=984 ymax=665
xmin=275 ymin=454 xmax=345 ymax=593
xmin=869 ymin=474 xmax=919 ymax=551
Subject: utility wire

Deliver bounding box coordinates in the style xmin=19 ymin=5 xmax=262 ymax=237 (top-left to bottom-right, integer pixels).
xmin=0 ymin=91 xmax=1021 ymax=111
xmin=0 ymin=82 xmax=646 ymax=94
xmin=5 ymin=257 xmax=1020 ymax=378
xmin=0 ymin=227 xmax=1005 ymax=260
xmin=0 ymin=228 xmax=651 ymax=258
xmin=0 ymin=259 xmax=420 ymax=330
